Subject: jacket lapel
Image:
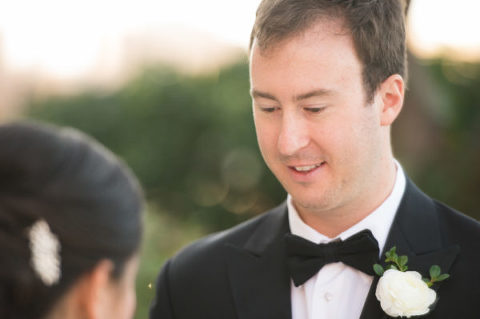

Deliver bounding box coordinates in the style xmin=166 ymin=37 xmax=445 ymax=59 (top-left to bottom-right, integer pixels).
xmin=360 ymin=179 xmax=460 ymax=319
xmin=226 ymin=203 xmax=292 ymax=319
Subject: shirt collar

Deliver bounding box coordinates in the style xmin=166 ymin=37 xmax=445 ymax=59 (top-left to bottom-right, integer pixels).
xmin=288 ymin=160 xmax=406 ymax=255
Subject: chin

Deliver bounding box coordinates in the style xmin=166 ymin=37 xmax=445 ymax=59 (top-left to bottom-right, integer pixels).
xmin=290 ymin=192 xmax=328 ymax=211
xmin=295 ymin=199 xmax=330 ymax=213
xmin=289 ymin=183 xmax=341 ymax=211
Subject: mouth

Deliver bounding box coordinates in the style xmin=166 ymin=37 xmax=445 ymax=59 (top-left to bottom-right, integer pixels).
xmin=289 ymin=162 xmax=325 ymax=173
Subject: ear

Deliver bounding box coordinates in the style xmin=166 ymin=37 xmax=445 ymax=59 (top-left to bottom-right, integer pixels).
xmin=76 ymin=260 xmax=115 ymax=319
xmin=377 ymin=74 xmax=405 ymax=126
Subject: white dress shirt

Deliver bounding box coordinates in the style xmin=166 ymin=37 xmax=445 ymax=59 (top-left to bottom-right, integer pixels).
xmin=288 ymin=161 xmax=406 ymax=319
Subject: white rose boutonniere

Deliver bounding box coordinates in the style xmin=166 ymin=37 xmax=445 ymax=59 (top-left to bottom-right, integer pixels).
xmin=376 ymin=269 xmax=436 ymax=317
xmin=373 ymin=247 xmax=450 ymax=318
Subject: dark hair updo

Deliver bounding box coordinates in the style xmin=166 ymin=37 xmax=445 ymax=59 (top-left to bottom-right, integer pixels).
xmin=0 ymin=121 xmax=144 ymax=319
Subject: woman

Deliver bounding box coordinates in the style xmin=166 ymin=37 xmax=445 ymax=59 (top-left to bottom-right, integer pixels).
xmin=0 ymin=121 xmax=144 ymax=319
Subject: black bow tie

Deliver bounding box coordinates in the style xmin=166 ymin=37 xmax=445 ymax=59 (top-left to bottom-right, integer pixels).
xmin=285 ymin=229 xmax=379 ymax=286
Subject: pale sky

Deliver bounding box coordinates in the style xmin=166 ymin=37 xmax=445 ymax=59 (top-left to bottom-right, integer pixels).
xmin=407 ymin=0 xmax=480 ymax=60
xmin=0 ymin=0 xmax=479 ymax=79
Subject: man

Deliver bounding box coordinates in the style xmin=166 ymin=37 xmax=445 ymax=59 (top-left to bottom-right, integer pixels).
xmin=150 ymin=1 xmax=480 ymax=318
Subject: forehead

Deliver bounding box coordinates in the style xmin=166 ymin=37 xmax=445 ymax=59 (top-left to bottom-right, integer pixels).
xmin=252 ymin=15 xmax=349 ymax=56
xmin=249 ymin=18 xmax=363 ymax=97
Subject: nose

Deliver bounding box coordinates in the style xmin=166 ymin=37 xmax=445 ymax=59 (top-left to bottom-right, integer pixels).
xmin=277 ymin=111 xmax=310 ymax=157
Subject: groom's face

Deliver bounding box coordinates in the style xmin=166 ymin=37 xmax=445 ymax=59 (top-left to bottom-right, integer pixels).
xmin=249 ymin=18 xmax=386 ymax=217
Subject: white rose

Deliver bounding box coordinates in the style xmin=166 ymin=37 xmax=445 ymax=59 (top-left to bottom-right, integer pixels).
xmin=375 ymin=269 xmax=436 ymax=318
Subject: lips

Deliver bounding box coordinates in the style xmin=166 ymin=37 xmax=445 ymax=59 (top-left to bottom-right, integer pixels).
xmin=289 ymin=162 xmax=325 ymax=173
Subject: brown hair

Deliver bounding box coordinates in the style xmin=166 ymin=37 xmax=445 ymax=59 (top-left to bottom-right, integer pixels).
xmin=250 ymin=0 xmax=408 ymax=102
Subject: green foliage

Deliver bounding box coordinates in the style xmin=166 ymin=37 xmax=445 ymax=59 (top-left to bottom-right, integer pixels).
xmin=28 ymin=62 xmax=285 ymax=231
xmin=437 ymin=274 xmax=450 ymax=281
xmin=134 ymin=206 xmax=208 ymax=319
xmin=401 ymin=59 xmax=480 ymax=220
xmin=398 ymin=256 xmax=408 ymax=269
xmin=429 ymin=265 xmax=441 ymax=278
xmin=425 ymin=265 xmax=450 ymax=287
xmin=373 ymin=263 xmax=384 ymax=276
xmin=384 ymin=246 xmax=408 ymax=272
xmin=385 ymin=246 xmax=396 ymax=260
xmin=378 ymin=246 xmax=408 ymax=273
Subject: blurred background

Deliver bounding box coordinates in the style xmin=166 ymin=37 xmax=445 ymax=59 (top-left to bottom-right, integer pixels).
xmin=1 ymin=0 xmax=479 ymax=317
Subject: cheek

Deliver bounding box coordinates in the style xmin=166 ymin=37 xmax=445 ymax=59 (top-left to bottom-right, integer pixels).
xmin=113 ymin=257 xmax=139 ymax=319
xmin=311 ymin=117 xmax=353 ymax=156
xmin=126 ymin=290 xmax=137 ymax=319
xmin=115 ymin=268 xmax=138 ymax=319
xmin=118 ymin=287 xmax=136 ymax=319
xmin=254 ymin=119 xmax=278 ymax=157
xmin=316 ymin=113 xmax=374 ymax=168
xmin=338 ymin=115 xmax=382 ymax=177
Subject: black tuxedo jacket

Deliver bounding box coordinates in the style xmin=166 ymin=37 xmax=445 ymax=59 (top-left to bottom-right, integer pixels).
xmin=150 ymin=179 xmax=480 ymax=318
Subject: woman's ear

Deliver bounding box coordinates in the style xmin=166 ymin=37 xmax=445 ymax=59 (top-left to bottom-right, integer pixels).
xmin=75 ymin=260 xmax=115 ymax=319
xmin=377 ymin=74 xmax=405 ymax=126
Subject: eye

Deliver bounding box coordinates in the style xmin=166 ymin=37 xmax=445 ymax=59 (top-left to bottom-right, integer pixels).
xmin=259 ymin=106 xmax=279 ymax=113
xmin=304 ymin=106 xmax=326 ymax=113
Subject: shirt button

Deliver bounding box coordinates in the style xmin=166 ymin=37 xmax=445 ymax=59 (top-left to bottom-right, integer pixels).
xmin=324 ymin=292 xmax=333 ymax=302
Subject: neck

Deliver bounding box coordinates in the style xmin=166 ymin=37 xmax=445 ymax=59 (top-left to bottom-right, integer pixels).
xmin=294 ymin=158 xmax=397 ymax=238
xmin=46 ymin=286 xmax=84 ymax=319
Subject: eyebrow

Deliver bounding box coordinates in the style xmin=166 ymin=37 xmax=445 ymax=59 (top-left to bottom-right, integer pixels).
xmin=294 ymin=88 xmax=334 ymax=101
xmin=250 ymin=89 xmax=279 ymax=102
xmin=250 ymin=88 xmax=334 ymax=102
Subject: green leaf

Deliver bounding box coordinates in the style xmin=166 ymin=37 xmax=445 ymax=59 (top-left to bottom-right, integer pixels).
xmin=388 ymin=264 xmax=398 ymax=270
xmin=385 ymin=246 xmax=396 ymax=259
xmin=373 ymin=264 xmax=384 ymax=276
xmin=430 ymin=265 xmax=441 ymax=279
xmin=437 ymin=274 xmax=450 ymax=281
xmin=422 ymin=277 xmax=430 ymax=283
xmin=399 ymin=255 xmax=408 ymax=267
